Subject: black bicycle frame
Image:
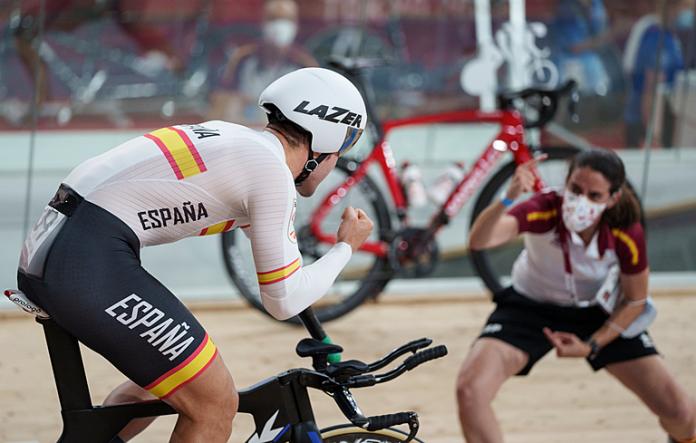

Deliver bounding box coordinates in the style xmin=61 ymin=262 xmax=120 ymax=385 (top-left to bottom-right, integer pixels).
xmin=38 ymin=308 xmax=341 ymax=443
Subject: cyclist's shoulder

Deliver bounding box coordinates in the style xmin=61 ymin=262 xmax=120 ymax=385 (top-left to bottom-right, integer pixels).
xmin=199 ymin=121 xmax=291 ymax=175
xmin=141 ymin=121 xmax=286 ymax=169
xmin=177 ymin=120 xmax=272 ymax=147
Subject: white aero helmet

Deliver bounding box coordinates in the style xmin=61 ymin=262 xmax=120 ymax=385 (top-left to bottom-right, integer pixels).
xmin=259 ymin=67 xmax=367 ymax=156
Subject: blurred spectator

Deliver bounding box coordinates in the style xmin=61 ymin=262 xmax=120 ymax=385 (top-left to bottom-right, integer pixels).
xmin=622 ymin=0 xmax=692 ymax=148
xmin=549 ymin=0 xmax=613 ymax=95
xmin=11 ymin=0 xmax=185 ymax=122
xmin=208 ymin=0 xmax=318 ymax=126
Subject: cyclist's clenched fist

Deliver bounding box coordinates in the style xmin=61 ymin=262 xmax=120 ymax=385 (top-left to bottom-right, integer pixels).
xmin=337 ymin=207 xmax=373 ymax=252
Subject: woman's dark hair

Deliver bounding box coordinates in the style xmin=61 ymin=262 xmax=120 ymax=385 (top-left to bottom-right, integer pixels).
xmin=566 ymin=148 xmax=642 ymax=228
xmin=264 ymin=104 xmax=312 ymax=149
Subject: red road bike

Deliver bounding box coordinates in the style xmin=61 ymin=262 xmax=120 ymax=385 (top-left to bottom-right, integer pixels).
xmin=223 ymin=59 xmax=584 ymax=323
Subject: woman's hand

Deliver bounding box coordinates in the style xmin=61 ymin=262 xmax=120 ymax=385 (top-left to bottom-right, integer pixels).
xmin=506 ymin=154 xmax=548 ymax=201
xmin=543 ymin=327 xmax=591 ymax=358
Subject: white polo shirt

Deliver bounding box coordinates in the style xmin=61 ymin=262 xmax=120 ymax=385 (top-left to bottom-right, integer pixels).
xmin=508 ymin=191 xmax=647 ymax=306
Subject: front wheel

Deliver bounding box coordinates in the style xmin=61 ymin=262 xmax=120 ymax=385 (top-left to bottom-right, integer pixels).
xmin=320 ymin=424 xmax=425 ymax=442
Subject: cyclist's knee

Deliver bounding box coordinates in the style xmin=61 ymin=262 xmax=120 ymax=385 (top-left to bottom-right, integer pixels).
xmin=165 ymin=355 xmax=238 ymax=424
xmin=105 ymin=380 xmax=156 ymax=405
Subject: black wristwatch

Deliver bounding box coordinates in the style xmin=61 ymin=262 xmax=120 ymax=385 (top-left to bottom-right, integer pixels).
xmin=585 ymin=338 xmax=600 ymax=360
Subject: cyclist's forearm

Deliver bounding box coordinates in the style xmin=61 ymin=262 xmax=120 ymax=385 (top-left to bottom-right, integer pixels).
xmin=261 ymin=242 xmax=352 ymax=320
xmin=468 ymin=201 xmax=513 ymax=250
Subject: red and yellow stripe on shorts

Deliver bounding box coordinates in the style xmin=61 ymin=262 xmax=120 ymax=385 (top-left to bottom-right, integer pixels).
xmin=257 ymin=258 xmax=301 ymax=285
xmin=200 ymin=220 xmax=236 ymax=236
xmin=145 ymin=333 xmax=218 ymax=398
xmin=145 ymin=127 xmax=207 ymax=180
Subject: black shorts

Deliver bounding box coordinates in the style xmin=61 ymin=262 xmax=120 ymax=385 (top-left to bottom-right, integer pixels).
xmin=18 ymin=190 xmax=217 ymax=398
xmin=479 ymin=287 xmax=658 ymax=375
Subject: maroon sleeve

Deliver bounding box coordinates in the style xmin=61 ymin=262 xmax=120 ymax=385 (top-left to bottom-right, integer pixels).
xmin=508 ymin=191 xmax=560 ymax=234
xmin=611 ymin=222 xmax=648 ymax=274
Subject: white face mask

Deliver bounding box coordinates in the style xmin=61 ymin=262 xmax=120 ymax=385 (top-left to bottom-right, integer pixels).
xmin=562 ymin=189 xmax=606 ymax=233
xmin=263 ymin=19 xmax=298 ymax=48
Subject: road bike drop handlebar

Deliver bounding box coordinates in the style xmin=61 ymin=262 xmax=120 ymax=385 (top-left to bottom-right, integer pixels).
xmin=297 ymin=308 xmax=448 ymax=441
xmin=497 ymin=79 xmax=579 ymax=129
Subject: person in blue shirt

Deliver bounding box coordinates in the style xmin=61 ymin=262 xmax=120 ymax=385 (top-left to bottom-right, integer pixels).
xmin=550 ymin=0 xmax=612 ymax=95
xmin=622 ymin=1 xmax=692 ymax=148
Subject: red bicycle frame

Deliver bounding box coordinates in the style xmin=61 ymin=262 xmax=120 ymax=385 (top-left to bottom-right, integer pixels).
xmin=309 ymin=108 xmax=544 ymax=258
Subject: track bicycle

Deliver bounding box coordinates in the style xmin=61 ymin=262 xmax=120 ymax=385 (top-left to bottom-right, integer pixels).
xmin=4 ymin=289 xmax=447 ymax=442
xmin=222 ymin=57 xmax=591 ymax=324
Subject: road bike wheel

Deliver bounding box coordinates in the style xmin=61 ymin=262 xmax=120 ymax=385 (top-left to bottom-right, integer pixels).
xmin=320 ymin=424 xmax=425 ymax=442
xmin=221 ymin=157 xmax=393 ymax=324
xmin=469 ymin=146 xmax=580 ymax=295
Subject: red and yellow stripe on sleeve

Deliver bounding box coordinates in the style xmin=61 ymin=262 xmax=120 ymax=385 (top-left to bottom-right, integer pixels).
xmin=145 ymin=127 xmax=207 ymax=180
xmin=257 ymin=258 xmax=301 ymax=285
xmin=145 ymin=334 xmax=218 ymax=398
xmin=200 ymin=220 xmax=235 ymax=236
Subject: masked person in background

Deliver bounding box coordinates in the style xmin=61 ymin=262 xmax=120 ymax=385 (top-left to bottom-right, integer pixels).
xmin=208 ymin=0 xmax=318 ymax=126
xmin=623 ymin=0 xmax=693 ymax=148
xmin=456 ymin=148 xmax=696 ymax=443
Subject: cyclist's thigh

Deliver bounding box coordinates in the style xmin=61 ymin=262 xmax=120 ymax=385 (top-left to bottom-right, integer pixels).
xmin=164 ymin=354 xmax=237 ymax=416
xmin=33 ymin=261 xmax=219 ymax=398
xmin=19 ymin=204 xmax=219 ymax=399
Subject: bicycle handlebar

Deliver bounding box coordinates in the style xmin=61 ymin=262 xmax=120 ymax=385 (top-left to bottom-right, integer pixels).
xmin=327 ymin=340 xmax=446 ymax=440
xmin=296 ymin=306 xmax=447 ymax=441
xmin=331 ymin=388 xmax=420 ymax=441
xmin=366 ymin=337 xmax=432 ymax=372
xmin=346 ymin=344 xmax=448 ymax=387
xmin=366 ymin=411 xmax=419 ymax=433
xmin=497 ymin=79 xmax=579 ymax=128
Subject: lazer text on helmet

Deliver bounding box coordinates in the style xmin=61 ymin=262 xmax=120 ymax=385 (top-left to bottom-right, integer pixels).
xmin=293 ymin=101 xmax=363 ymax=127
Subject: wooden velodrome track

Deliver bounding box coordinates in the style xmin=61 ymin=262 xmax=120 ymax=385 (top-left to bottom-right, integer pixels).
xmin=1 ymin=291 xmax=695 ymax=443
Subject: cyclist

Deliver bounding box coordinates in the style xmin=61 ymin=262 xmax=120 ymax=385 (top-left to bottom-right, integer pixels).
xmin=16 ymin=67 xmax=372 ymax=442
xmin=456 ymin=148 xmax=696 ymax=443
